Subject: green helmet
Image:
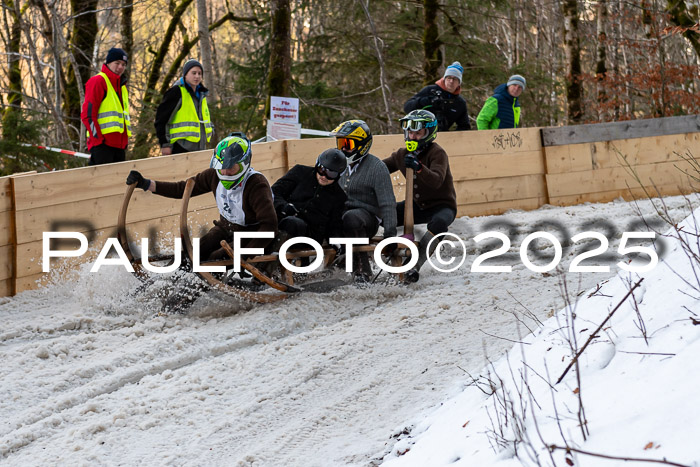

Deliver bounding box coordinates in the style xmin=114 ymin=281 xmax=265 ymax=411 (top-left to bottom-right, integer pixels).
xmin=399 ymin=110 xmax=438 ymax=152
xmin=210 ymin=132 xmax=252 ymax=189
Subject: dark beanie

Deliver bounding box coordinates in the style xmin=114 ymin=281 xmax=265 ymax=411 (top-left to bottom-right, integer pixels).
xmin=183 ymin=59 xmax=203 ymax=78
xmin=105 ymin=47 xmax=128 ymax=64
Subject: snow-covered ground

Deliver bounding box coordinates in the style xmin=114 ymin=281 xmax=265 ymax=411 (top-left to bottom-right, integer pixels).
xmin=1 ymin=195 xmax=698 ymax=466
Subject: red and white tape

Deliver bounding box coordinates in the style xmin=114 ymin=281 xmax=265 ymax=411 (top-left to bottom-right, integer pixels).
xmin=20 ymin=143 xmax=91 ymax=159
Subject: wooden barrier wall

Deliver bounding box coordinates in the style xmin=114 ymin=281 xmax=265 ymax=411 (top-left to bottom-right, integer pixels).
xmin=0 ymin=175 xmax=14 ymax=297
xmin=1 ymin=114 xmax=699 ymax=296
xmin=541 ymin=115 xmax=700 ymax=205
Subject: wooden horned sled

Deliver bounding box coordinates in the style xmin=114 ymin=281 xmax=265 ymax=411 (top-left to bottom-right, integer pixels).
xmin=117 ymin=169 xmax=417 ymax=305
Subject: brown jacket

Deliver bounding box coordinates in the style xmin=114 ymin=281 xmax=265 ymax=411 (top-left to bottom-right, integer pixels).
xmin=383 ymin=142 xmax=457 ymax=212
xmin=154 ymin=167 xmax=277 ymax=250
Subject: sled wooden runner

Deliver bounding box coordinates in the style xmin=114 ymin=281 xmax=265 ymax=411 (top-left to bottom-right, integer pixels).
xmin=117 ymin=182 xmax=151 ymax=279
xmin=179 ymin=178 xmax=289 ymax=304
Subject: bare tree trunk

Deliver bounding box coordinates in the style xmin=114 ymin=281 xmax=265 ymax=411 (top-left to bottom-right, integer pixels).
xmin=358 ymin=0 xmax=393 ymax=131
xmin=513 ymin=0 xmax=520 ymax=66
xmin=264 ymin=0 xmax=292 ymax=122
xmin=63 ymin=0 xmax=98 ymax=134
xmin=2 ymin=0 xmax=23 ymax=143
xmin=650 ymin=0 xmax=667 ymax=117
xmin=596 ymin=0 xmax=608 ymax=121
xmin=422 ymin=0 xmax=441 ymax=85
xmin=562 ymin=0 xmax=583 ymax=123
xmin=549 ymin=0 xmax=558 ymax=125
xmin=197 ymin=0 xmax=216 ymax=104
xmin=611 ymin=0 xmax=620 ymax=120
xmin=46 ymin=2 xmax=85 ymax=148
xmin=132 ymin=0 xmax=195 ymax=158
xmin=19 ymin=7 xmax=70 ymax=141
xmin=121 ymin=0 xmax=134 ymax=61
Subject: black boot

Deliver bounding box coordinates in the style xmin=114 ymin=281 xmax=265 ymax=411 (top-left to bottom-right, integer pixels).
xmin=405 ymin=231 xmax=436 ymax=283
xmin=352 ymin=252 xmax=372 ymax=284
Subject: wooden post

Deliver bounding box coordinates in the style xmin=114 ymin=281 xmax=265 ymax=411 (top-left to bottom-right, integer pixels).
xmin=404 ymin=166 xmax=414 ymax=237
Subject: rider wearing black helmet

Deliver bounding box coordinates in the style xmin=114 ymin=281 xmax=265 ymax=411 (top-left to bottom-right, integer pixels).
xmin=271 ymin=148 xmax=348 ymax=244
xmin=383 ymin=110 xmax=457 ymax=283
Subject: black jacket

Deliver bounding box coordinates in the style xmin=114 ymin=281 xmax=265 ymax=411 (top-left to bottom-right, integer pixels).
xmin=271 ymin=165 xmax=348 ymax=242
xmin=404 ymin=84 xmax=471 ymax=132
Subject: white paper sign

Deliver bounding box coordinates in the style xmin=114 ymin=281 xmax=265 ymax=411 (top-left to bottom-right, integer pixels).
xmin=267 ymin=121 xmax=302 ymax=141
xmin=270 ymin=96 xmax=299 ymax=123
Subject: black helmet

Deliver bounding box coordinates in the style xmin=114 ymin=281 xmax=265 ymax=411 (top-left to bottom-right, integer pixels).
xmin=330 ymin=119 xmax=372 ymax=164
xmin=315 ymin=148 xmax=347 ymax=180
xmin=399 ymin=110 xmax=438 ymax=152
xmin=210 ymin=132 xmax=252 ymax=189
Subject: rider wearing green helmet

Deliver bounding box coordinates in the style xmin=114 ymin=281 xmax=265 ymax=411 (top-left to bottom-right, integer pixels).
xmin=383 ymin=109 xmax=457 ymax=283
xmin=126 ymin=132 xmax=277 ymax=263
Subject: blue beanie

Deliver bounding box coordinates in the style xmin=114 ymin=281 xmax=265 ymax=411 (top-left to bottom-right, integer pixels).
xmin=105 ymin=47 xmax=128 ymax=64
xmin=444 ymin=61 xmax=463 ymax=83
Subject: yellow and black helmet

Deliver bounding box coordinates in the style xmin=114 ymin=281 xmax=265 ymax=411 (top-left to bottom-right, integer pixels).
xmin=330 ymin=119 xmax=372 ymax=164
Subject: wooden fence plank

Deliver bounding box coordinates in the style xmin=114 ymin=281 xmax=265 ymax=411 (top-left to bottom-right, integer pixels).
xmin=12 ymin=142 xmax=286 ymax=211
xmin=456 ymin=197 xmax=544 ymax=218
xmin=15 ymin=273 xmax=48 ymax=294
xmin=436 ymin=127 xmax=543 ymax=155
xmin=286 ymin=137 xmax=335 ymax=166
xmin=0 ymin=244 xmax=12 ymax=281
xmin=13 ymin=166 xmax=286 ymax=245
xmin=546 ymin=161 xmax=694 ymax=197
xmin=545 ymin=133 xmax=700 ymax=174
xmin=541 ymin=114 xmax=700 ymax=146
xmin=14 ymin=191 xmax=214 ymax=244
xmin=0 ymin=278 xmax=11 ymax=297
xmin=16 ymin=208 xmax=219 ymax=279
xmin=0 ymin=210 xmax=12 ymax=247
xmin=549 ymin=183 xmax=693 ymax=206
xmin=0 ymin=176 xmax=12 ymax=212
xmin=454 ymin=174 xmax=547 ymax=205
xmin=450 ymin=150 xmax=545 ymax=181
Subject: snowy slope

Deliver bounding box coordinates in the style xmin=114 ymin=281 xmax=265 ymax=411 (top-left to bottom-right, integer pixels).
xmin=382 ymin=202 xmax=700 ymax=467
xmin=0 ymin=195 xmax=697 ymax=466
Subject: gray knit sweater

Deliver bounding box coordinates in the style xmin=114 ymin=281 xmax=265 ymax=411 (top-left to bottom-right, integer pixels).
xmin=339 ymin=154 xmax=397 ymax=237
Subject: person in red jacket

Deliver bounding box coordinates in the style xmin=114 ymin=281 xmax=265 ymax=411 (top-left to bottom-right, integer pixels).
xmin=81 ymin=47 xmax=130 ymax=166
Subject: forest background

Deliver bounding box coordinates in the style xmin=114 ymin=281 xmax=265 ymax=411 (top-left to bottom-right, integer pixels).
xmin=1 ymin=0 xmax=700 ymax=175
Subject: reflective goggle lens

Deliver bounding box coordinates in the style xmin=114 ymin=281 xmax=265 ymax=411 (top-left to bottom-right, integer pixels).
xmin=401 ymin=120 xmax=425 ymax=131
xmin=316 ymin=165 xmax=340 ymax=180
xmin=336 ymin=137 xmax=356 ymax=152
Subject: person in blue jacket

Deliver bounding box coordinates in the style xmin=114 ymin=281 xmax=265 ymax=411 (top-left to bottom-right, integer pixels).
xmin=476 ymin=74 xmax=526 ymax=130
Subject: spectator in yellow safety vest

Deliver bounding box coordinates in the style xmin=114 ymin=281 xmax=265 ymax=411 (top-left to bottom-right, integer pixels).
xmin=81 ymin=47 xmax=131 ymax=165
xmin=154 ymin=59 xmax=213 ymax=156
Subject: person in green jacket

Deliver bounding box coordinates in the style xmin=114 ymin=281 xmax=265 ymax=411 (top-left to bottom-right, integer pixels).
xmin=476 ymin=75 xmax=526 ymax=130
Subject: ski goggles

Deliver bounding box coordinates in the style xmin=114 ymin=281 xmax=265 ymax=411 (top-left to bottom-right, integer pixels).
xmin=316 ymin=165 xmax=340 ymax=180
xmin=400 ymin=119 xmax=435 ymax=131
xmin=216 ymin=162 xmax=248 ymax=183
xmin=336 ymin=137 xmax=357 ymax=152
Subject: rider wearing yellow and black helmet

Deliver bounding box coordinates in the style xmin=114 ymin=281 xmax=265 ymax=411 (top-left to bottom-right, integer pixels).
xmin=331 ymin=119 xmax=397 ymax=282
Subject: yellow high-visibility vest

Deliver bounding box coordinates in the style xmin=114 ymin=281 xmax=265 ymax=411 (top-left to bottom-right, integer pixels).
xmin=95 ymin=72 xmax=131 ymax=137
xmin=167 ymin=85 xmax=212 ymax=144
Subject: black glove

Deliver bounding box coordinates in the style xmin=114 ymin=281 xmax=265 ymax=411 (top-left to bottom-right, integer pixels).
xmin=280 ymin=203 xmax=298 ymax=218
xmin=404 ymin=154 xmax=422 ymax=171
xmin=126 ymin=170 xmax=151 ymax=191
